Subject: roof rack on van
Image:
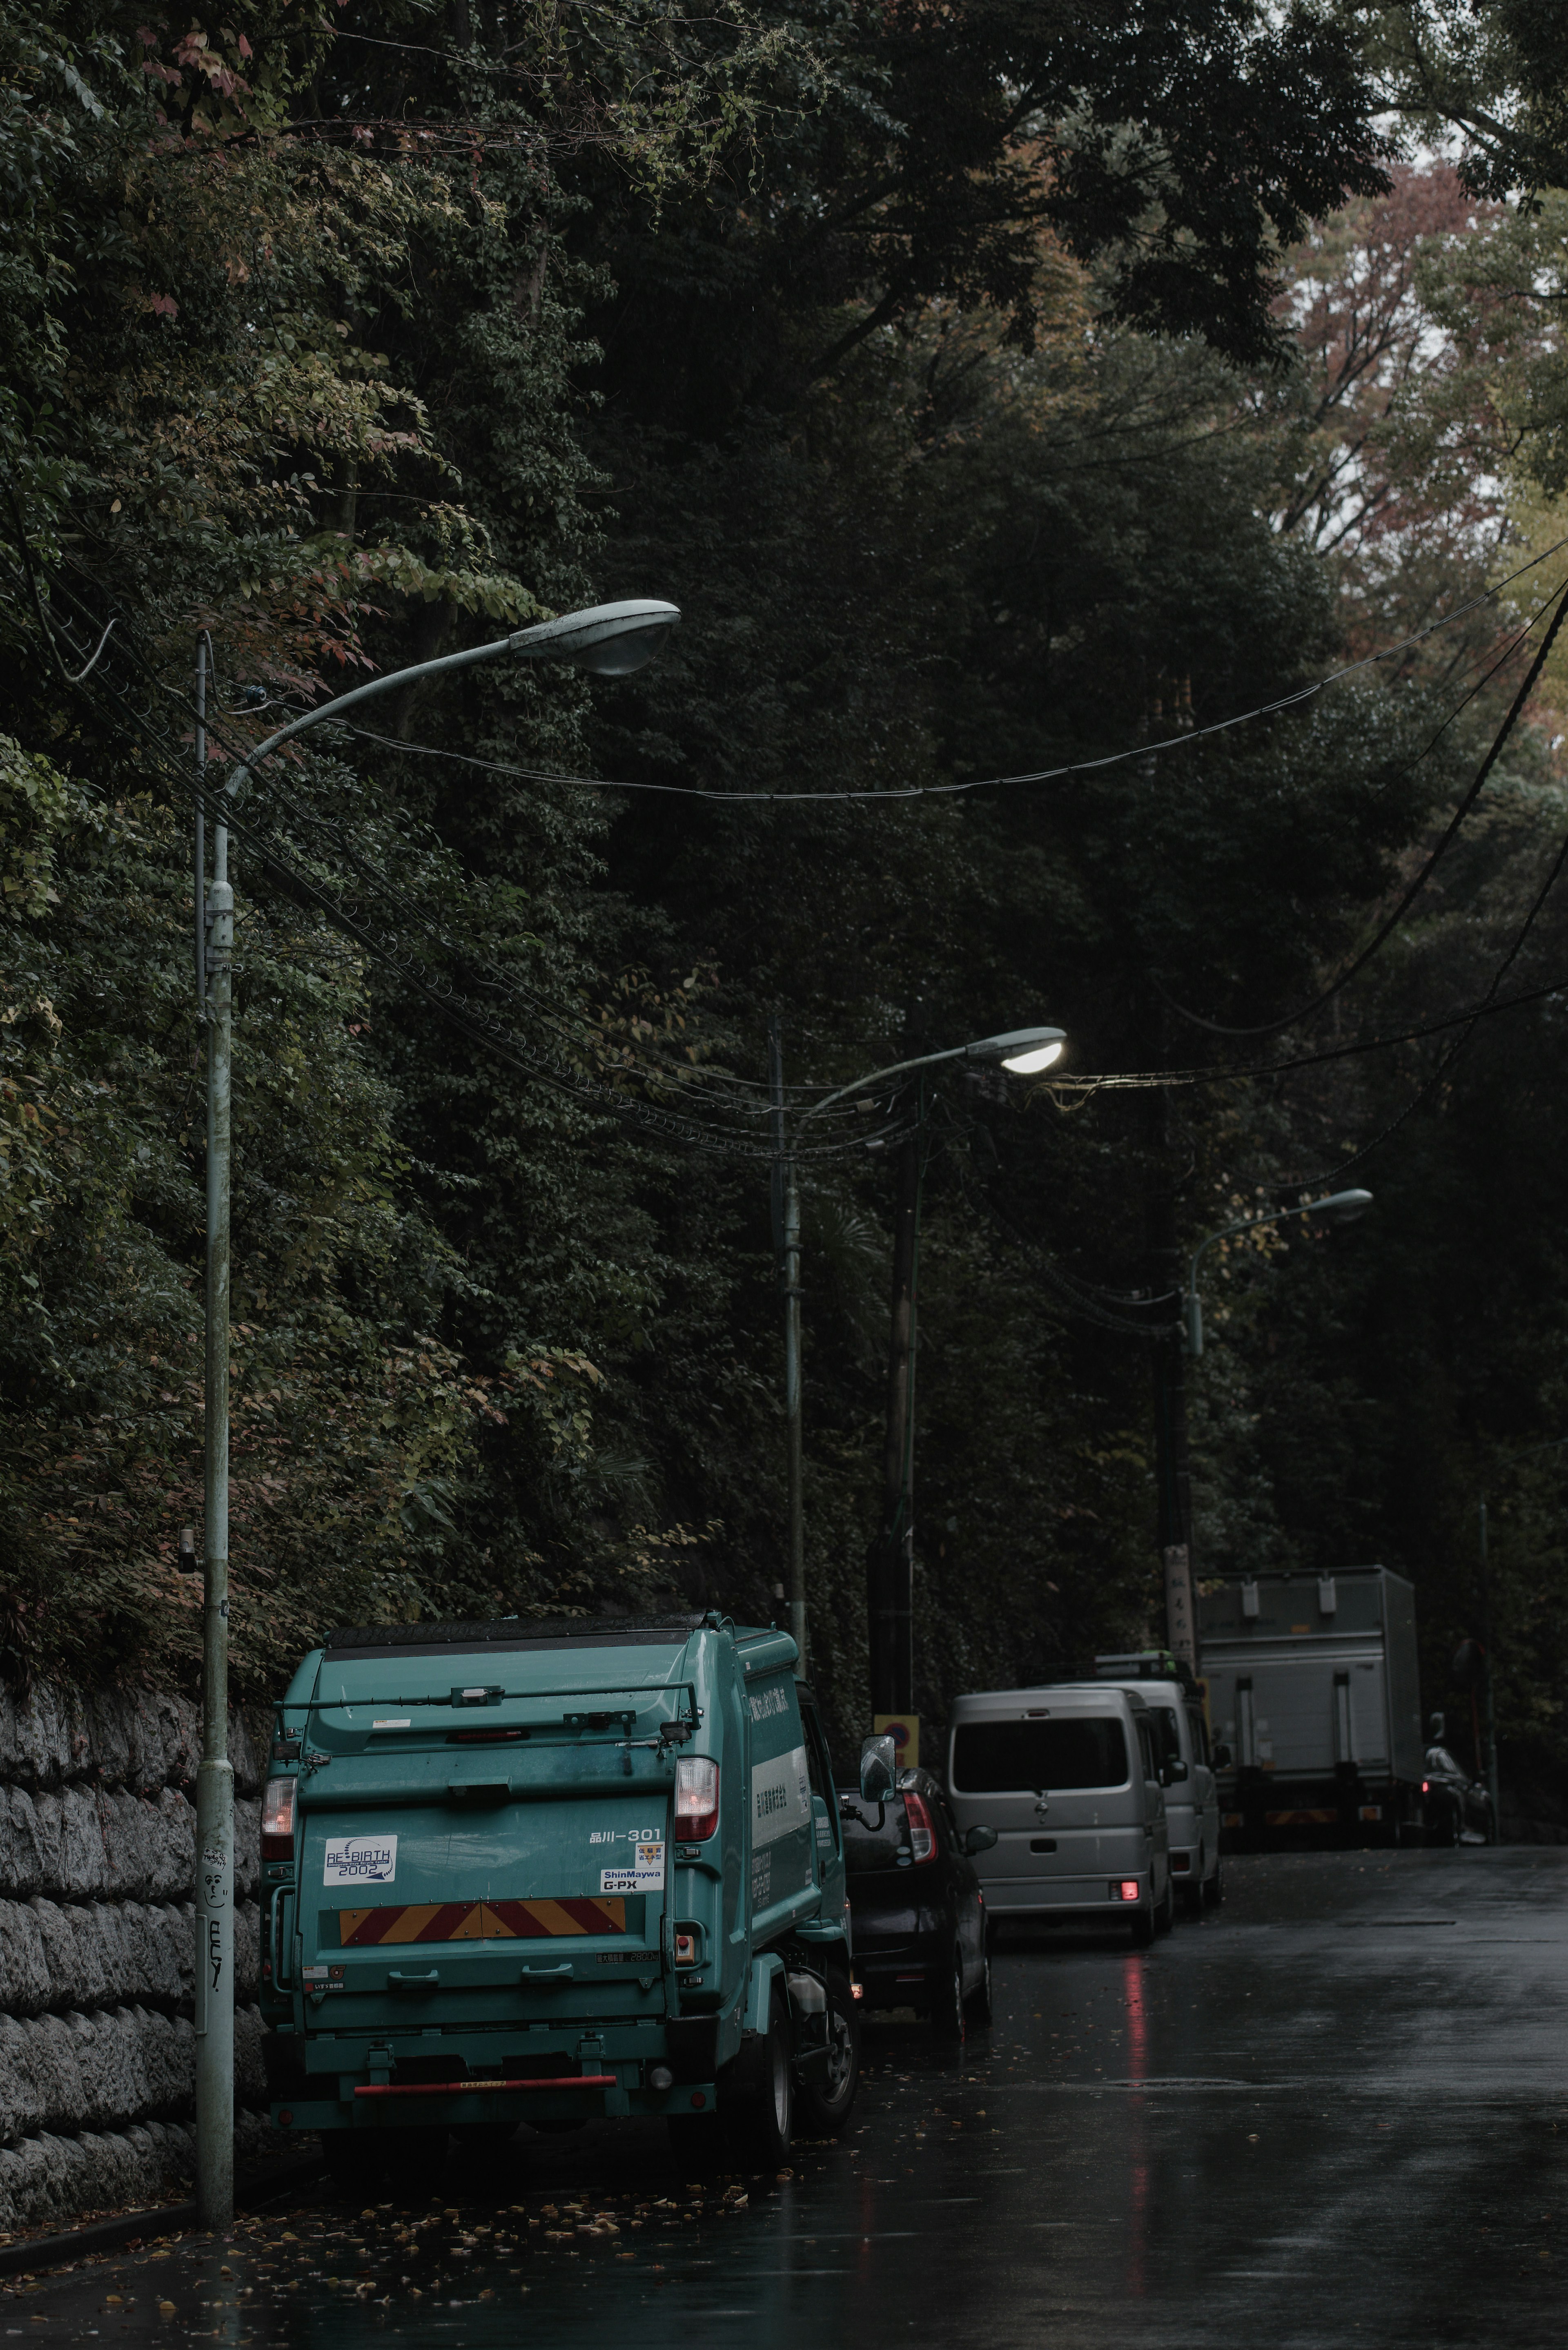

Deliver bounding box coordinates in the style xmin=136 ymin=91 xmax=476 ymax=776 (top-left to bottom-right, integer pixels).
xmin=1094 ymin=1650 xmax=1197 ymax=1691
xmin=322 ymin=1612 xmax=710 ymax=1656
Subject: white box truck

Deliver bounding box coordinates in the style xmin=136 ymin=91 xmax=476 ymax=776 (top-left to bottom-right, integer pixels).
xmin=1198 ymin=1566 xmax=1425 ymax=1848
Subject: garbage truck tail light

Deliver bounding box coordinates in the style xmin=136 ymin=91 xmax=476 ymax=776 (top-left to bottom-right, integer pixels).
xmin=261 ymin=1776 xmax=297 ymax=1861
xmin=674 ymin=1756 xmax=719 ymax=1840
xmin=902 ymin=1791 xmax=938 ymax=1863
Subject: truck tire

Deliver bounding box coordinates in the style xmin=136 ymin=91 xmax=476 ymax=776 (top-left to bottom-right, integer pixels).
xmin=795 ymin=1974 xmax=860 ymax=2133
xmin=929 ymin=1945 xmax=967 ymax=2043
xmin=724 ymin=1989 xmax=793 ymax=2170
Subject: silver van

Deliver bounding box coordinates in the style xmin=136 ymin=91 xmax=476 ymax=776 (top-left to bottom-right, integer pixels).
xmin=946 ymin=1684 xmax=1173 ymax=1945
xmin=1093 ymin=1659 xmax=1221 ymax=1916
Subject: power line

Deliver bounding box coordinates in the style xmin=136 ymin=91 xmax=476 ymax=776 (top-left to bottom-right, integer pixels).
xmin=1158 ymin=575 xmax=1568 ymax=1037
xmin=0 ymin=554 xmax=901 ymax=1162
xmin=1045 ymin=964 xmax=1568 ymax=1098
xmin=339 ymin=534 xmax=1568 ymax=805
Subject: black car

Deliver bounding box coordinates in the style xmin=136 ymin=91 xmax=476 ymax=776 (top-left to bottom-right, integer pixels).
xmin=1423 ymin=1745 xmax=1497 ymax=1845
xmin=840 ymin=1767 xmax=995 ymax=2040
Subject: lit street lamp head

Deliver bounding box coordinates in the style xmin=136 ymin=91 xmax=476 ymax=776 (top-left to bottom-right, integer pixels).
xmin=509 ymin=598 xmax=681 ymax=676
xmin=966 ymin=1025 xmax=1067 ymax=1075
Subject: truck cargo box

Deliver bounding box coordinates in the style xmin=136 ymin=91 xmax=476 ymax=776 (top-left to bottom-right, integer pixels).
xmin=1198 ymin=1566 xmax=1424 ymax=1848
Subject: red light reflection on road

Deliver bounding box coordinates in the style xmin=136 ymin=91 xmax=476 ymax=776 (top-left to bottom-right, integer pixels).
xmin=1125 ymin=1955 xmax=1149 ymax=2295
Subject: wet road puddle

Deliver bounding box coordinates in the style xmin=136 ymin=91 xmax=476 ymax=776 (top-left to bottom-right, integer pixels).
xmin=4 ymin=1851 xmax=1567 ymax=2348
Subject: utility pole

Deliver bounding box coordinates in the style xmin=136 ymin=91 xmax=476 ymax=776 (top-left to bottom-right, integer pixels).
xmin=180 ymin=602 xmax=676 ymax=2228
xmin=1148 ymin=1082 xmax=1196 ymax=1676
xmin=778 ymin=1021 xmax=1060 ymax=1716
xmin=1478 ymin=1498 xmax=1501 ymax=1823
xmin=194 ymin=636 xmax=234 ymax=2230
xmin=870 ymin=1080 xmax=923 ymax=1716
xmin=768 ymin=1021 xmax=806 ymax=1669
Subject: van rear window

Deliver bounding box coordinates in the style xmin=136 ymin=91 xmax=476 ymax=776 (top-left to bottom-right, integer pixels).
xmin=951 ymin=1718 xmax=1129 ymax=1792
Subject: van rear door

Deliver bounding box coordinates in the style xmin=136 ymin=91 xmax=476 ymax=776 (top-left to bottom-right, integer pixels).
xmin=949 ymin=1709 xmax=1136 ymax=1883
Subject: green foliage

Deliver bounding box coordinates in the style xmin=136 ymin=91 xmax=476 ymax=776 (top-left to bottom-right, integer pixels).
xmin=3 ymin=0 xmax=1566 ymax=1826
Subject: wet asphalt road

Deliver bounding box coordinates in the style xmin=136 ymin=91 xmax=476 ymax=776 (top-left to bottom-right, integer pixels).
xmin=7 ymin=1846 xmax=1566 ymax=2349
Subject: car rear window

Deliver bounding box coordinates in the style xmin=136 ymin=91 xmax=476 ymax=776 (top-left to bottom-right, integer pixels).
xmin=839 ymin=1794 xmax=913 ymax=1875
xmin=951 ymin=1717 xmax=1129 ymax=1793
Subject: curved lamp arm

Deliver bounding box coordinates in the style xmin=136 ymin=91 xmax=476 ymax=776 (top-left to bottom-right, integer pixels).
xmin=799 ymin=1027 xmax=1066 ymax=1127
xmin=208 ymin=601 xmax=680 ymax=872
xmin=1183 ymin=1189 xmax=1372 ymax=1358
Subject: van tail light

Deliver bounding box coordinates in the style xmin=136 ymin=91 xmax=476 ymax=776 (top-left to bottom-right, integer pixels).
xmin=1421 ymin=1780 xmax=1430 ymax=1793
xmin=902 ymin=1791 xmax=937 ymax=1864
xmin=674 ymin=1756 xmax=719 ymax=1841
xmin=1114 ymin=1879 xmax=1140 ymax=1902
xmin=261 ymin=1776 xmax=297 ymax=1862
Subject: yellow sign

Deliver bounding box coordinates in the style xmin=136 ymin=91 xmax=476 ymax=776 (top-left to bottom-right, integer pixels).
xmin=873 ymin=1713 xmax=919 ymax=1770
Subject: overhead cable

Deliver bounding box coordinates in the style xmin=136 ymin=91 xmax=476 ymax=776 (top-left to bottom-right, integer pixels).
xmin=1158 ymin=575 xmax=1568 ymax=1037
xmin=345 ymin=534 xmax=1568 ymax=804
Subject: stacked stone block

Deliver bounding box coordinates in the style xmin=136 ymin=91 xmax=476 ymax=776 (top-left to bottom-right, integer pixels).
xmin=0 ymin=1684 xmax=272 ymax=2230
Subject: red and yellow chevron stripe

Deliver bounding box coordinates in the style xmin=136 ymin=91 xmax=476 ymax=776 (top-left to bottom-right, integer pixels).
xmin=337 ymin=1896 xmax=628 ymax=1946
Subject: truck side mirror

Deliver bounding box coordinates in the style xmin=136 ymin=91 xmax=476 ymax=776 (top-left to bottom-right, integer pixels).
xmin=964 ymin=1824 xmax=998 ymax=1856
xmin=1212 ymin=1742 xmax=1232 ymax=1770
xmin=859 ymin=1734 xmax=897 ymax=1802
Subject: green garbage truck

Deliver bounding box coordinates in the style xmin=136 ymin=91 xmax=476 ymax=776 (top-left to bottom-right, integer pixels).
xmin=258 ymin=1611 xmax=868 ymax=2174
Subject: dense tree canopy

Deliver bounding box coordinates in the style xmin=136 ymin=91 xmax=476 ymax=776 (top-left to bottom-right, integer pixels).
xmin=2 ymin=0 xmax=1565 ymax=1811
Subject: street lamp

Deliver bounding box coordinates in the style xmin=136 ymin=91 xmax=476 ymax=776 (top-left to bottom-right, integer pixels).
xmin=1183 ymin=1190 xmax=1372 ymax=1358
xmin=191 ymin=599 xmax=678 ymax=2230
xmin=1159 ymin=1187 xmax=1372 ymax=1679
xmin=768 ymin=1023 xmax=1066 ymax=1706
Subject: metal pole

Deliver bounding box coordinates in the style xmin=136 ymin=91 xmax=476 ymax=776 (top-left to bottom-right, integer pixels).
xmin=179 ymin=600 xmax=674 ymax=2234
xmin=769 ymin=1022 xmax=807 ymax=1670
xmin=871 ymin=1097 xmax=921 ymax=1716
xmin=194 ymin=638 xmax=207 ymax=1011
xmin=1479 ymin=1497 xmax=1501 ymax=1826
xmin=1150 ymin=1088 xmax=1197 ymax=1676
xmin=195 ymin=648 xmax=234 ymax=2230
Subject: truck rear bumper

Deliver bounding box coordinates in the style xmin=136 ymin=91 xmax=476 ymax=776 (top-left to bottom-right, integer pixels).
xmin=272 ymin=2075 xmax=717 ymax=2132
xmin=1218 ymin=1785 xmax=1421 ymax=1848
xmin=267 ymin=2011 xmax=728 ymax=2131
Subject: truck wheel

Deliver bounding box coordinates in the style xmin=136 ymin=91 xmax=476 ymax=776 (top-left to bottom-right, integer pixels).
xmin=1129 ymin=1904 xmax=1156 ymax=1949
xmin=725 ymin=1989 xmax=793 ymax=2170
xmin=795 ymin=1975 xmax=860 ymax=2133
xmin=964 ymin=1942 xmax=993 ymax=2030
xmin=929 ymin=1946 xmax=967 ymax=2043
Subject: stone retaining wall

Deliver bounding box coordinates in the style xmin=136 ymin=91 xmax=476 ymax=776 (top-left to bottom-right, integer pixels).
xmin=0 ymin=1684 xmax=273 ymax=2231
